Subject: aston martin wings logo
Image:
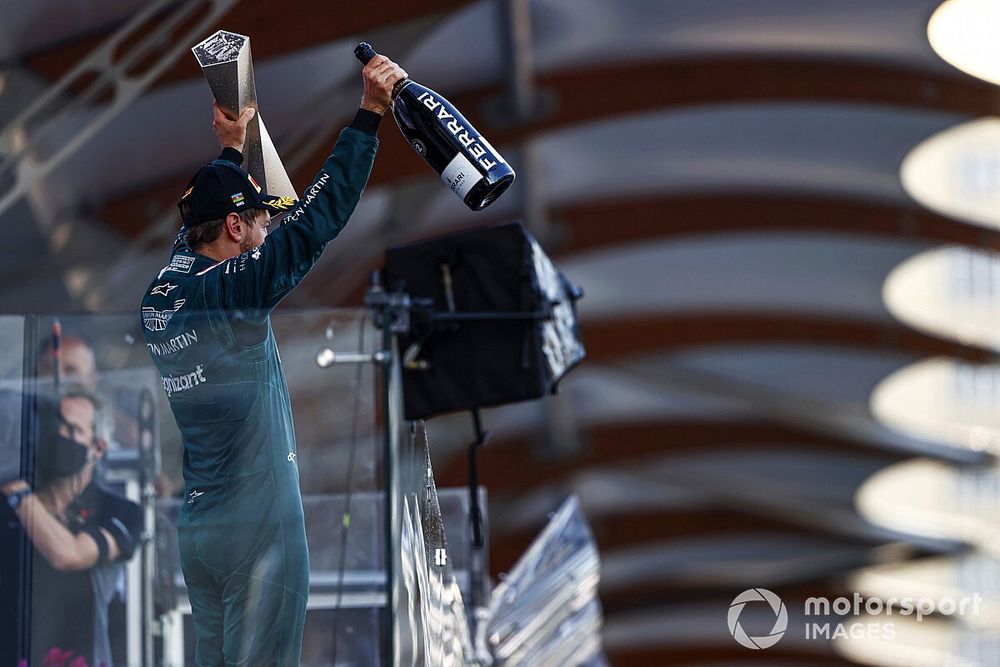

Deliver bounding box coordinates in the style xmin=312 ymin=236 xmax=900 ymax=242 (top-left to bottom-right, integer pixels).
xmin=142 ymin=299 xmax=186 ymax=332
xmin=263 ymin=196 xmax=296 ymax=210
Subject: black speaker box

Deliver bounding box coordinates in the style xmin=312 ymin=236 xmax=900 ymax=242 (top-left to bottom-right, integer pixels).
xmin=383 ymin=222 xmax=583 ymax=421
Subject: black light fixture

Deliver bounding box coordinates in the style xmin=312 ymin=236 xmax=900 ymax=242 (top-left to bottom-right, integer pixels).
xmin=383 ymin=221 xmax=585 ymax=609
xmin=383 ymin=221 xmax=585 ymax=422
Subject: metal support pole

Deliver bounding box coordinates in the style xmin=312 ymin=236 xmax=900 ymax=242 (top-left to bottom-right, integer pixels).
xmin=494 ymin=0 xmax=554 ymax=244
xmin=467 ymin=408 xmax=491 ymax=659
xmin=16 ymin=315 xmax=39 ymax=666
xmin=138 ymin=389 xmax=158 ymax=667
xmin=468 ymin=409 xmax=488 ymax=552
xmin=379 ymin=322 xmax=400 ymax=667
xmin=496 ymin=0 xmax=537 ymax=123
xmin=364 ymin=277 xmax=411 ymax=667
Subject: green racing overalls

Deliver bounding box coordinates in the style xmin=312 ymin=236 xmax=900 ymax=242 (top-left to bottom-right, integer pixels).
xmin=141 ymin=120 xmax=378 ymax=666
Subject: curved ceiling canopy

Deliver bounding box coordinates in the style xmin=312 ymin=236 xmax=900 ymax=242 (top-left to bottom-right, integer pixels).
xmin=849 ymin=554 xmax=1000 ymax=629
xmin=600 ymin=534 xmax=868 ymax=592
xmin=928 ymin=0 xmax=1000 ymax=86
xmin=560 ymin=231 xmax=928 ymax=321
xmin=469 ymin=344 xmax=919 ymax=439
xmin=855 ymin=458 xmax=999 ymax=551
xmin=491 ymin=449 xmax=879 ymax=526
xmin=900 ymin=117 xmax=1000 ymax=229
xmin=416 ymin=104 xmax=962 ymax=227
xmin=0 ymin=0 xmax=145 ymax=62
xmin=630 ymin=345 xmax=916 ymax=406
xmin=409 ymin=0 xmax=953 ymax=92
xmin=834 ymin=614 xmax=980 ymax=667
xmin=883 ymin=244 xmax=1000 ymax=350
xmin=602 ymin=602 xmax=827 ymax=657
xmin=871 ymin=356 xmax=1000 ymax=454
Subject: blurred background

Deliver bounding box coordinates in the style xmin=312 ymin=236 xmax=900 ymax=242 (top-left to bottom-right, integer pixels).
xmin=2 ymin=0 xmax=1000 ymax=665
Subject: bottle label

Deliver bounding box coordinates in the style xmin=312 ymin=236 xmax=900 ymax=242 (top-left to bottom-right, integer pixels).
xmin=441 ymin=152 xmax=482 ymax=200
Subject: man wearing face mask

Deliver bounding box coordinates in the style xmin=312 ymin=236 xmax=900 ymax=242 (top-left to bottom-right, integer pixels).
xmin=0 ymin=387 xmax=142 ymax=667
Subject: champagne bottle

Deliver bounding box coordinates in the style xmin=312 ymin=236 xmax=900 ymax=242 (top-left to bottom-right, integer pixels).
xmin=354 ymin=42 xmax=515 ymax=211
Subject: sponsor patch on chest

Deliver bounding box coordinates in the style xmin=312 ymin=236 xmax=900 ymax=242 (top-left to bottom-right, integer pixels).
xmin=162 ymin=365 xmax=207 ymax=397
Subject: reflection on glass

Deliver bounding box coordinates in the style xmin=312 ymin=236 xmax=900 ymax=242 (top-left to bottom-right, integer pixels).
xmin=486 ymin=495 xmax=604 ymax=665
xmin=0 ymin=309 xmax=382 ymax=667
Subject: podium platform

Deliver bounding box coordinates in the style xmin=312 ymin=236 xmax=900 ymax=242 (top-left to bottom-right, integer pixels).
xmin=155 ymin=488 xmax=486 ymax=666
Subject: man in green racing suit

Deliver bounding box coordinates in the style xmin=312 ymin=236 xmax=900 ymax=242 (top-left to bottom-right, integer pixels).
xmin=140 ymin=54 xmax=406 ymax=666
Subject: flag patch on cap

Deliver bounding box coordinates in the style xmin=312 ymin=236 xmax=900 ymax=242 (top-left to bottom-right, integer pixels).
xmin=231 ymin=193 xmax=245 ymax=206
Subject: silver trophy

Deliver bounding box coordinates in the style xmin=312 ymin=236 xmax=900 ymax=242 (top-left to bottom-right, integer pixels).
xmin=192 ymin=30 xmax=296 ymax=201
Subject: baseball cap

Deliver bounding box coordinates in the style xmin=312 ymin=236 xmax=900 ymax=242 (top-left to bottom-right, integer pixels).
xmin=178 ymin=159 xmax=297 ymax=226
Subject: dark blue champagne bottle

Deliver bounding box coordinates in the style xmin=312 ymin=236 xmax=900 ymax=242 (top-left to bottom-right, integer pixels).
xmin=355 ymin=42 xmax=515 ymax=211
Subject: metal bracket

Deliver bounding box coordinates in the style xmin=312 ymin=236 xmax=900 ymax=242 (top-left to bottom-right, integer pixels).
xmin=364 ymin=279 xmax=413 ymax=334
xmin=315 ymin=348 xmax=389 ymax=367
xmin=0 ymin=0 xmax=243 ymax=223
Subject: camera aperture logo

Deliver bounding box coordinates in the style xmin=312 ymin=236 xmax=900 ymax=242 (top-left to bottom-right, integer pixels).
xmin=728 ymin=588 xmax=788 ymax=649
xmin=727 ymin=589 xmax=983 ymax=649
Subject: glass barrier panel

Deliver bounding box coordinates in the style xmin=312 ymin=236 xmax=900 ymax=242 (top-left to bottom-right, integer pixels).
xmin=2 ymin=308 xmax=391 ymax=667
xmin=392 ymin=420 xmax=476 ymax=665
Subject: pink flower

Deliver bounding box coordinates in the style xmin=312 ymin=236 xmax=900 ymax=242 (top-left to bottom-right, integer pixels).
xmin=41 ymin=647 xmax=89 ymax=667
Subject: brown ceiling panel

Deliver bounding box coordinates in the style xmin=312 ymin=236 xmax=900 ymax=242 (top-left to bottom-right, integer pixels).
xmin=554 ymin=194 xmax=1000 ymax=254
xmin=313 ymin=191 xmax=1000 ymax=309
xmin=581 ymin=313 xmax=992 ymax=364
xmin=24 ymin=0 xmax=474 ymax=87
xmin=604 ymin=589 xmax=862 ymax=665
xmin=435 ymin=422 xmax=902 ymax=492
xmin=311 ymin=309 xmax=985 ymax=399
xmin=98 ymin=58 xmax=999 ymax=238
xmin=307 ymin=58 xmax=1000 ymax=190
xmin=490 ymin=507 xmax=881 ymax=576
